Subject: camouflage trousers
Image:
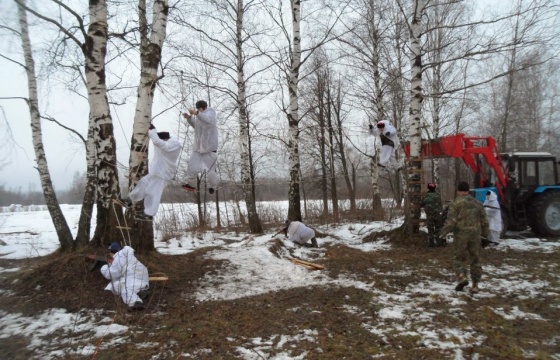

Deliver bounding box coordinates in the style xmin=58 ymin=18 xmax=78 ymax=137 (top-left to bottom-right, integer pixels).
xmin=426 ymin=216 xmax=442 ymax=241
xmin=452 ymin=234 xmax=482 ymax=283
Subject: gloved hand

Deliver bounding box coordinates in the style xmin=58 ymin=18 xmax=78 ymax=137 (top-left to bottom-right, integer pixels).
xmin=369 ymin=124 xmax=373 ymax=130
xmin=149 ymin=123 xmax=155 ymax=130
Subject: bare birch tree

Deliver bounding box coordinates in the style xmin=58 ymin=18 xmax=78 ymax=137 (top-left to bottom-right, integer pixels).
xmin=126 ymin=0 xmax=169 ymax=252
xmin=15 ymin=0 xmax=74 ymax=250
xmin=404 ymin=0 xmax=425 ymax=236
xmin=172 ymin=0 xmax=271 ymax=233
xmin=263 ymin=0 xmax=349 ymax=221
xmin=17 ymin=0 xmax=124 ymax=246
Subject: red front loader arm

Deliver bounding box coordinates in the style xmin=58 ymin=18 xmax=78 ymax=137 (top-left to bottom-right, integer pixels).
xmin=402 ymin=134 xmax=509 ymax=199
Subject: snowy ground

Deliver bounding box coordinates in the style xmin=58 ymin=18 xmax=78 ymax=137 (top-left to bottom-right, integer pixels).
xmin=0 ymin=204 xmax=559 ymax=359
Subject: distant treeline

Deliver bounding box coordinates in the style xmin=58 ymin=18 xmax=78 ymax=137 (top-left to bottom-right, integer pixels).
xmin=0 ymin=169 xmax=377 ymax=206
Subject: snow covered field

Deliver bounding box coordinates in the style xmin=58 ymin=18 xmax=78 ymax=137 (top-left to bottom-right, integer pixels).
xmin=0 ymin=204 xmax=559 ymax=359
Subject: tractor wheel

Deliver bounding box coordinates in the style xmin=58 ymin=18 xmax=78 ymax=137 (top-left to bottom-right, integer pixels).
xmin=530 ymin=193 xmax=560 ymax=237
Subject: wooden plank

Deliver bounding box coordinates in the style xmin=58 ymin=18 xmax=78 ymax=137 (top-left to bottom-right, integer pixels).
xmin=149 ymin=276 xmax=169 ymax=281
xmin=290 ymin=260 xmax=315 ymax=270
xmin=288 ymin=257 xmax=325 ymax=270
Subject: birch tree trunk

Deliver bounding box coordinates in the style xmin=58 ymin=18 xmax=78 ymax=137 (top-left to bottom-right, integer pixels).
xmin=316 ymin=71 xmax=329 ymax=219
xmin=87 ymin=0 xmax=123 ymax=247
xmin=370 ymin=1 xmax=384 ymax=220
xmin=429 ymin=0 xmax=442 ymax=186
xmin=333 ymin=84 xmax=356 ymax=212
xmin=75 ymin=125 xmax=96 ymax=248
xmin=126 ymin=0 xmax=169 ymax=252
xmin=237 ymin=0 xmax=263 ymax=234
xmin=287 ymin=0 xmax=303 ymax=221
xmin=500 ymin=1 xmax=521 ymax=152
xmin=326 ymin=86 xmax=339 ymax=222
xmin=406 ymin=0 xmax=425 ymax=236
xmin=16 ymin=0 xmax=74 ymax=251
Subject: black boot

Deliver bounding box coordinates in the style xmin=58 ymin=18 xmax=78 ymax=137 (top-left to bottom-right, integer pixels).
xmin=428 ymin=238 xmax=436 ymax=247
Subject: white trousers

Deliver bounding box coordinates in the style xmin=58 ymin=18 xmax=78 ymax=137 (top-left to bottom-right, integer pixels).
xmin=128 ymin=174 xmax=169 ymax=216
xmin=185 ymin=151 xmax=218 ymax=189
xmin=379 ymin=145 xmax=399 ymax=168
xmin=488 ymin=230 xmax=501 ymax=242
xmin=104 ymin=276 xmax=149 ymax=307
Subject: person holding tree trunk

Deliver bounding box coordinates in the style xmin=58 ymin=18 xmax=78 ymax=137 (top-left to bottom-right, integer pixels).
xmin=181 ymin=100 xmax=219 ymax=194
xmin=121 ymin=124 xmax=181 ymax=221
xmin=369 ymin=120 xmax=401 ymax=170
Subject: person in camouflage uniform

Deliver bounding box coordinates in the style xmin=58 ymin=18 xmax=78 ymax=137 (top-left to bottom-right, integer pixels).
xmin=441 ymin=181 xmax=489 ymax=294
xmin=421 ymin=183 xmax=444 ymax=247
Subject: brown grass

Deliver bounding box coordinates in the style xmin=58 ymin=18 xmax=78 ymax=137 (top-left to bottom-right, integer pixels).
xmin=0 ymin=235 xmax=559 ymax=359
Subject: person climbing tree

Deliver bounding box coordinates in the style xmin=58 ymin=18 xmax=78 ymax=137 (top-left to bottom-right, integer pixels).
xmin=369 ymin=120 xmax=401 ymax=170
xmin=181 ymin=100 xmax=219 ymax=194
xmin=121 ymin=124 xmax=181 ymax=221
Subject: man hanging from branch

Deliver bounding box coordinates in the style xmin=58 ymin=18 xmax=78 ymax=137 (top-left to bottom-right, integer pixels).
xmin=369 ymin=120 xmax=401 ymax=170
xmin=181 ymin=100 xmax=219 ymax=194
xmin=121 ymin=124 xmax=181 ymax=221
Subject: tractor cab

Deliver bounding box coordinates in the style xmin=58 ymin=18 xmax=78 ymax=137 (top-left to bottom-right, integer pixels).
xmin=499 ymin=152 xmax=560 ymax=236
xmin=501 ymin=152 xmax=558 ymax=188
xmin=500 ymin=152 xmax=559 ymax=206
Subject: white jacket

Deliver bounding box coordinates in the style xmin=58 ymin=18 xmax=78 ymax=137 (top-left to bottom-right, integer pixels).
xmin=101 ymin=246 xmax=149 ymax=306
xmin=370 ymin=120 xmax=400 ymax=146
xmin=287 ymin=221 xmax=315 ymax=244
xmin=148 ymin=129 xmax=181 ymax=180
xmin=483 ymin=191 xmax=503 ymax=232
xmin=187 ymin=108 xmax=219 ymax=153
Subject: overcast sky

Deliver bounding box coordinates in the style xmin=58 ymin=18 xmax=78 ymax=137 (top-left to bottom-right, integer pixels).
xmin=0 ymin=0 xmax=514 ymax=193
xmin=0 ymin=39 xmax=182 ymax=193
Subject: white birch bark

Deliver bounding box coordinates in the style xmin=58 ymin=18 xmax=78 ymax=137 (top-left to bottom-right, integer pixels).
xmin=236 ymin=0 xmax=263 ymax=233
xmin=369 ymin=0 xmax=384 ymax=218
xmin=129 ymin=0 xmax=169 ymax=186
xmin=16 ymin=0 xmax=74 ymax=250
xmin=127 ymin=0 xmax=169 ymax=251
xmin=287 ymin=0 xmax=303 ymax=221
xmin=85 ymin=0 xmax=123 ymax=245
xmin=406 ymin=0 xmax=425 ymax=234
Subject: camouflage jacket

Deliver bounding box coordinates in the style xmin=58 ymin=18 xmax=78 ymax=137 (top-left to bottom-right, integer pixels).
xmin=441 ymin=194 xmax=489 ymax=238
xmin=422 ymin=191 xmax=443 ymax=218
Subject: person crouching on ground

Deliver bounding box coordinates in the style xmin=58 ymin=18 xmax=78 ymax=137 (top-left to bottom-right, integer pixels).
xmin=440 ymin=181 xmax=489 ymax=294
xmin=282 ymin=220 xmax=319 ymax=248
xmin=181 ymin=100 xmax=219 ymax=194
xmin=101 ymin=242 xmax=149 ymax=310
xmin=483 ymin=190 xmax=502 ymax=245
xmin=123 ymin=124 xmax=181 ymax=221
